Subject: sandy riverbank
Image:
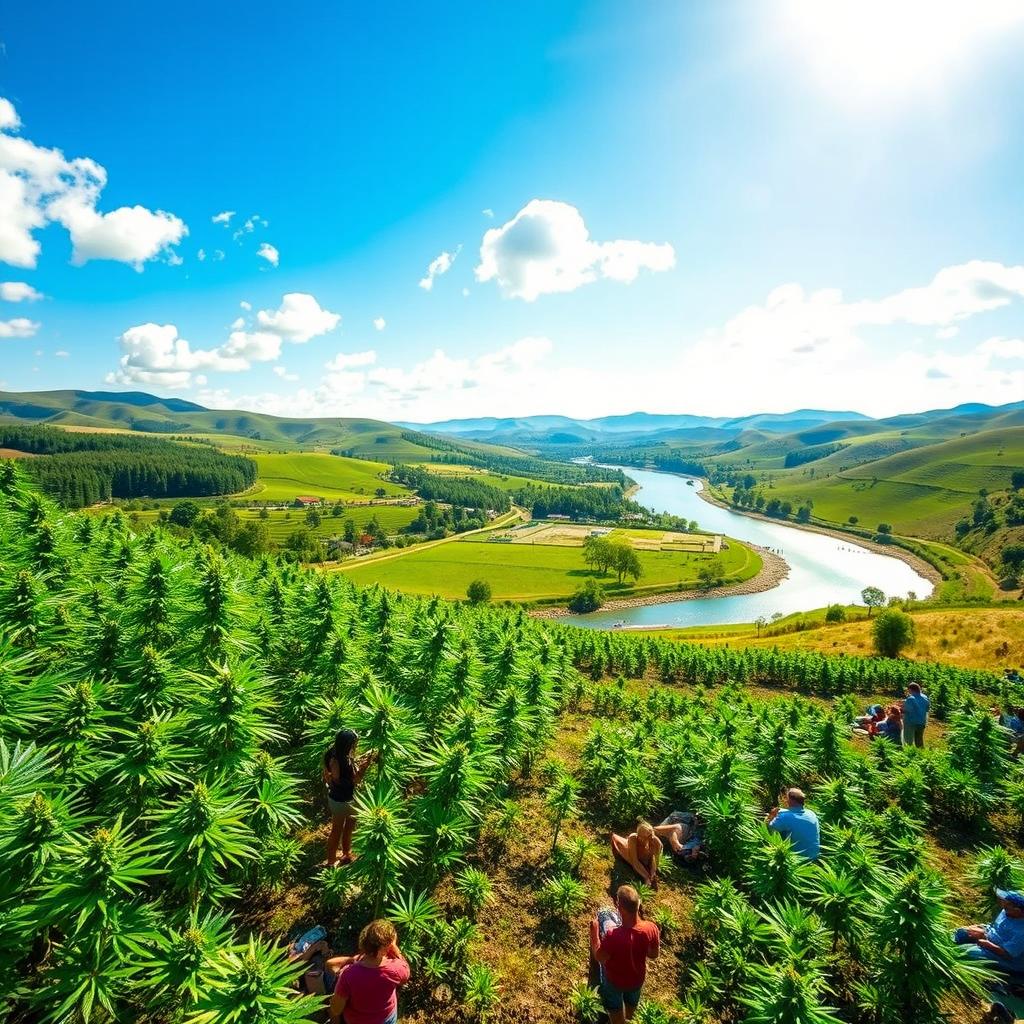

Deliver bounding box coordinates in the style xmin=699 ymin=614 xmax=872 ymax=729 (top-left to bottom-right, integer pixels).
xmin=694 ymin=484 xmax=943 ymax=591
xmin=531 ymin=544 xmax=789 ymax=619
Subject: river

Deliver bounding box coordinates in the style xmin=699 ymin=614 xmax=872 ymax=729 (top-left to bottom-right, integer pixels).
xmin=563 ymin=467 xmax=934 ymax=629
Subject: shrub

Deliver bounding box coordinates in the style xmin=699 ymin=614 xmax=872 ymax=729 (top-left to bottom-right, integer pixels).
xmin=872 ymin=608 xmax=915 ymax=658
xmin=824 ymin=604 xmax=846 ymax=623
xmin=466 ymin=579 xmax=492 ymax=605
xmin=568 ymin=578 xmax=605 ymax=613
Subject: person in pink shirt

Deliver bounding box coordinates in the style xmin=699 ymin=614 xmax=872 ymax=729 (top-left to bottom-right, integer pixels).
xmin=329 ymin=920 xmax=410 ymax=1024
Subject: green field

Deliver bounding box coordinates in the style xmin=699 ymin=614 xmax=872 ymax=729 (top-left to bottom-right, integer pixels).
xmin=248 ymin=453 xmax=411 ymax=501
xmin=337 ymin=529 xmax=760 ymax=602
xmin=408 ymin=463 xmax=566 ymax=491
xmin=109 ymin=503 xmax=421 ymax=542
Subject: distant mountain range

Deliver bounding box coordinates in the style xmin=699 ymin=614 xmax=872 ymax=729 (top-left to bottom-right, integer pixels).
xmin=397 ymin=408 xmax=874 ymax=445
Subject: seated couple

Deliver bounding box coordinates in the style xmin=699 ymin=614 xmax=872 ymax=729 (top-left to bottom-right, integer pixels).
xmin=611 ymin=812 xmax=705 ymax=886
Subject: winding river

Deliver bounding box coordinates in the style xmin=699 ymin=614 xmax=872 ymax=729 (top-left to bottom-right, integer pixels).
xmin=563 ymin=467 xmax=933 ymax=629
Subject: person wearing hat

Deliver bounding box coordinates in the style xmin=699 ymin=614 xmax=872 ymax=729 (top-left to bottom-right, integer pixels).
xmin=323 ymin=729 xmax=376 ymax=867
xmin=954 ymin=890 xmax=1024 ymax=975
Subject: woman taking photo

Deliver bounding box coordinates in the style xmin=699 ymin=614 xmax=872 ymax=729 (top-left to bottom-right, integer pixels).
xmin=323 ymin=729 xmax=374 ymax=866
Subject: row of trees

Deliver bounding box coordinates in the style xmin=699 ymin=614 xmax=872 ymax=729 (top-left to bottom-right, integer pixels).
xmin=1 ymin=425 xmax=256 ymax=507
xmin=389 ymin=465 xmax=511 ymax=513
xmin=582 ymin=536 xmax=643 ymax=583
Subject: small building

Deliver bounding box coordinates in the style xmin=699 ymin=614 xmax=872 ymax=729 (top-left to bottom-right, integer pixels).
xmin=294 ymin=496 xmax=322 ymax=506
xmin=546 ymin=513 xmax=571 ymax=521
xmin=359 ymin=533 xmax=375 ymax=546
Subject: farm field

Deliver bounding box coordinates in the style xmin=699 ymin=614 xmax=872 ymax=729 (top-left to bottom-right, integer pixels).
xmin=337 ymin=527 xmax=759 ymax=601
xmin=494 ymin=521 xmax=721 ymax=552
xmin=248 ymin=452 xmax=411 ymax=501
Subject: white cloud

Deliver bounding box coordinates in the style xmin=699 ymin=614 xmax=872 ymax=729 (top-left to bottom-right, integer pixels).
xmin=936 ymin=326 xmax=958 ymax=340
xmin=213 ymin=249 xmax=225 ymax=261
xmin=482 ymin=208 xmax=494 ymax=218
xmin=255 ymin=292 xmax=340 ymax=341
xmin=107 ymin=292 xmax=341 ymax=388
xmin=373 ymin=316 xmax=386 ymax=331
xmin=54 ymin=350 xmax=69 ymax=358
xmin=273 ymin=366 xmax=299 ymax=382
xmin=475 ymin=199 xmax=675 ymax=301
xmin=0 ymin=317 xmax=39 ymax=338
xmin=419 ymin=249 xmax=457 ymax=291
xmin=212 ymin=210 xmax=235 ymax=224
xmin=232 ymin=213 xmax=268 ymax=242
xmin=197 ymin=248 xmax=206 ymax=262
xmin=979 ymin=336 xmax=1024 ymax=360
xmin=0 ymin=99 xmax=19 ymax=131
xmin=0 ymin=281 xmax=43 ymax=302
xmin=325 ymin=350 xmax=377 ymax=372
xmin=240 ymin=300 xmax=251 ymax=311
xmin=0 ymin=97 xmax=186 ymax=269
xmin=257 ymin=242 xmax=279 ymax=267
xmin=188 ymin=335 xmax=556 ymax=421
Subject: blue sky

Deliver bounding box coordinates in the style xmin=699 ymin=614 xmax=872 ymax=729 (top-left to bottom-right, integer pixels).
xmin=1 ymin=0 xmax=1023 ymax=421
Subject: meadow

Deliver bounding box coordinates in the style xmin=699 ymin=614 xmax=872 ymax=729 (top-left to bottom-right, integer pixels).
xmin=248 ymin=452 xmax=411 ymax=501
xmin=337 ymin=529 xmax=760 ymax=602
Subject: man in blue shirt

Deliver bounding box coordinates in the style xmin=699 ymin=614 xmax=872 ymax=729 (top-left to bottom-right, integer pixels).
xmin=954 ymin=890 xmax=1024 ymax=975
xmin=766 ymin=787 xmax=820 ymax=860
xmin=902 ymin=683 xmax=930 ymax=748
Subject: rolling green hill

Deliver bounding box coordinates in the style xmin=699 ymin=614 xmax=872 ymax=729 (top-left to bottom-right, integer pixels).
xmin=0 ymin=388 xmax=445 ymax=456
xmin=248 ymin=452 xmax=412 ymax=501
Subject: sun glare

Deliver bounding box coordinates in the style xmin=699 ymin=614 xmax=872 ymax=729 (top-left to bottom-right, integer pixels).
xmin=777 ymin=0 xmax=1024 ymax=107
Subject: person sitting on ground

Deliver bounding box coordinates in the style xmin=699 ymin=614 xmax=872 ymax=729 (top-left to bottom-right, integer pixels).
xmin=902 ymin=683 xmax=930 ymax=748
xmin=590 ymin=884 xmax=660 ymax=1024
xmin=288 ymin=926 xmax=350 ymax=996
xmin=766 ymin=787 xmax=820 ymax=861
xmin=611 ymin=820 xmax=663 ymax=888
xmin=853 ymin=704 xmax=886 ymax=732
xmin=954 ymin=890 xmax=1024 ymax=977
xmin=653 ymin=811 xmax=705 ymax=863
xmin=329 ymin=919 xmax=410 ymax=1024
xmin=874 ymin=705 xmax=904 ymax=745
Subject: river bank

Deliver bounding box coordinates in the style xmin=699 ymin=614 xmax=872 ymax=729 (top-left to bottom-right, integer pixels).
xmin=693 ymin=482 xmax=944 ymax=591
xmin=531 ymin=544 xmax=789 ymax=619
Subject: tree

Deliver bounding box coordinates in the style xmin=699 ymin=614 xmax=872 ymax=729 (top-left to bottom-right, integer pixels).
xmin=466 ymin=579 xmax=491 ymax=605
xmin=235 ymin=520 xmax=271 ymax=558
xmin=825 ymin=604 xmax=846 ymax=623
xmin=796 ymin=504 xmax=812 ymax=523
xmin=343 ymin=519 xmax=357 ymax=544
xmin=755 ymin=616 xmax=767 ymax=637
xmin=583 ymin=536 xmax=614 ymax=575
xmin=283 ymin=527 xmax=326 ymax=563
xmin=848 ymin=516 xmax=859 ymax=525
xmin=876 ymin=523 xmax=892 ymax=535
xmin=861 ymin=586 xmax=886 ymax=617
xmin=1002 ymin=545 xmax=1024 ymax=571
xmin=610 ymin=542 xmax=642 ymax=584
xmin=375 ymin=487 xmax=387 ymax=498
xmin=1013 ymin=470 xmax=1024 ymax=491
xmin=169 ymin=500 xmax=202 ymax=528
xmin=872 ymin=608 xmax=916 ymax=658
xmin=305 ymin=508 xmax=321 ymax=529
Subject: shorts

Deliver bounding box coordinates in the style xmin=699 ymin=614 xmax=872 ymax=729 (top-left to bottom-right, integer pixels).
xmin=328 ymin=797 xmax=354 ymax=818
xmin=598 ymin=978 xmax=642 ymax=1012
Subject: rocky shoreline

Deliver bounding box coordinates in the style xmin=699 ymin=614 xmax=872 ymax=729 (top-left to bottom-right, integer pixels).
xmin=531 ymin=544 xmax=789 ymax=619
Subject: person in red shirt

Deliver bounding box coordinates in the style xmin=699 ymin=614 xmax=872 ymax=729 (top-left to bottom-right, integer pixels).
xmin=329 ymin=920 xmax=410 ymax=1024
xmin=589 ymin=884 xmax=660 ymax=1023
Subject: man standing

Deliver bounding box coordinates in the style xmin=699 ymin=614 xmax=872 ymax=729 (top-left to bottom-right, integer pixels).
xmin=590 ymin=885 xmax=660 ymax=1024
xmin=766 ymin=787 xmax=820 ymax=861
xmin=954 ymin=890 xmax=1024 ymax=975
xmin=903 ymin=683 xmax=930 ymax=748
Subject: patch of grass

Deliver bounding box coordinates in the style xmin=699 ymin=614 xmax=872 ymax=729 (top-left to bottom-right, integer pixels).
xmin=336 ymin=529 xmax=761 ymax=602
xmin=248 ymin=453 xmax=411 ymax=501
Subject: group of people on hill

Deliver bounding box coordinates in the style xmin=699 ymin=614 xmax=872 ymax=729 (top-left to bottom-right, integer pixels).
xmin=852 ymin=682 xmax=930 ymax=747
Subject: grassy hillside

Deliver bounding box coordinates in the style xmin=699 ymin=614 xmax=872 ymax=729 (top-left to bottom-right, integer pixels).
xmin=0 ymin=387 xmax=445 ymax=455
xmin=248 ymin=452 xmax=412 ymax=501
xmin=663 ymin=606 xmax=1024 ymax=673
